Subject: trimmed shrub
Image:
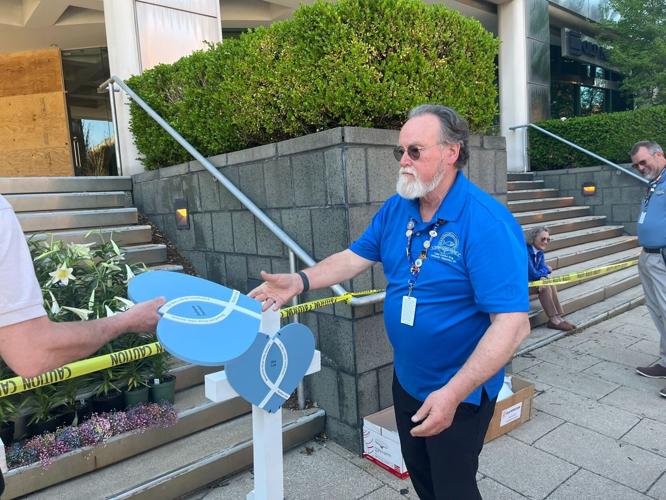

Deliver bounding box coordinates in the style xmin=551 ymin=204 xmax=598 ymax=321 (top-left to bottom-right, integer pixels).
xmin=128 ymin=0 xmax=499 ymax=169
xmin=529 ymin=105 xmax=666 ymax=170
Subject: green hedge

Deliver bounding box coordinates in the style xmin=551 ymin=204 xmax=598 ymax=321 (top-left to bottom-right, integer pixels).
xmin=529 ymin=105 xmax=666 ymax=170
xmin=127 ymin=0 xmax=499 ymax=169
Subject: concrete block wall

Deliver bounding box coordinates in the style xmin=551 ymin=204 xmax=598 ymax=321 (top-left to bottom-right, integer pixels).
xmin=132 ymin=126 xmax=507 ymax=453
xmin=534 ymin=165 xmax=646 ymax=235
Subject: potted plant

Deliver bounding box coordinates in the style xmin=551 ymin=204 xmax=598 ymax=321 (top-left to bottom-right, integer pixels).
xmin=149 ymin=351 xmax=176 ymax=404
xmin=0 ymin=397 xmax=17 ymax=445
xmin=22 ymin=386 xmax=68 ymax=437
xmin=120 ymin=360 xmax=151 ymax=408
xmin=90 ymin=368 xmax=124 ymax=413
xmin=59 ymin=376 xmax=94 ymax=425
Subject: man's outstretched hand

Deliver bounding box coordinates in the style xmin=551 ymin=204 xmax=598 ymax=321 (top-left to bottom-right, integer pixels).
xmin=249 ymin=271 xmax=303 ymax=311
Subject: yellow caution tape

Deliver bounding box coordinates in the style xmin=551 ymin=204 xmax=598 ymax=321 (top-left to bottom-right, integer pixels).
xmin=0 ymin=342 xmax=164 ymax=399
xmin=528 ymin=259 xmax=638 ymax=287
xmin=280 ymin=289 xmax=385 ymax=318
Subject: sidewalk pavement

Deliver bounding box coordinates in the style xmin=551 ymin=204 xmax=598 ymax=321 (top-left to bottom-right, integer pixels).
xmin=186 ymin=306 xmax=666 ymax=499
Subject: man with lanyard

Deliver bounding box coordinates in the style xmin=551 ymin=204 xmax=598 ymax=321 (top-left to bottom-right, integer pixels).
xmin=250 ymin=104 xmax=530 ymax=499
xmin=0 ymin=194 xmax=164 ymax=495
xmin=631 ymin=141 xmax=666 ymax=398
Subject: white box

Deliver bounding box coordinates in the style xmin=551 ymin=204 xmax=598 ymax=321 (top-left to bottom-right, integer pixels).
xmin=362 ymin=407 xmax=409 ymax=479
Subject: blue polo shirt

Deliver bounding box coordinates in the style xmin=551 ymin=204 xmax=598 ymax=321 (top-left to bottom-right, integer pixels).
xmin=350 ymin=172 xmax=529 ymax=404
xmin=638 ymin=173 xmax=666 ymax=248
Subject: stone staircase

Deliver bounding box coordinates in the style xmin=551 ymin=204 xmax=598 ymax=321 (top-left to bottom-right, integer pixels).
xmin=0 ymin=176 xmax=324 ymax=499
xmin=508 ymin=172 xmax=644 ymax=353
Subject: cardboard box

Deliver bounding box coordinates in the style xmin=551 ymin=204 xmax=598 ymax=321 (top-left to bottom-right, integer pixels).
xmin=484 ymin=376 xmax=535 ymax=443
xmin=363 ymin=406 xmax=409 ymax=479
xmin=362 ymin=377 xmax=535 ymax=477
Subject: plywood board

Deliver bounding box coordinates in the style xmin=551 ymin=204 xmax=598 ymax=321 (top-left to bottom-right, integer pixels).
xmin=0 ymin=48 xmax=64 ymax=98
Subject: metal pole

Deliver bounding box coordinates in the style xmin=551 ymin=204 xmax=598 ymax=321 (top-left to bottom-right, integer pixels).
xmin=289 ymin=250 xmax=306 ymax=410
xmin=108 ymin=83 xmax=123 ymax=176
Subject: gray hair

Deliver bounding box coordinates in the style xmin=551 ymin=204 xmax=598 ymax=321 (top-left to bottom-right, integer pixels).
xmin=408 ymin=104 xmax=470 ymax=169
xmin=525 ymin=225 xmax=549 ymax=245
xmin=630 ymin=141 xmax=663 ymax=157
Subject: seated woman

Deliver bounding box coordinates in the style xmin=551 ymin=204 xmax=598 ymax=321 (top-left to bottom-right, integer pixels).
xmin=526 ymin=226 xmax=576 ymax=331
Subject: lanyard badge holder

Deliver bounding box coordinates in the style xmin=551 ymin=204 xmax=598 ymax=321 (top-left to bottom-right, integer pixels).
xmin=401 ymin=217 xmax=444 ymax=326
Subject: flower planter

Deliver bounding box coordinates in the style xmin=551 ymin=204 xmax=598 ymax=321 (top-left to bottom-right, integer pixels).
xmin=91 ymin=391 xmax=124 ymax=414
xmin=0 ymin=421 xmax=15 ymax=445
xmin=75 ymin=400 xmax=93 ymax=423
xmin=124 ymin=387 xmax=150 ymax=408
xmin=149 ymin=376 xmax=176 ymax=404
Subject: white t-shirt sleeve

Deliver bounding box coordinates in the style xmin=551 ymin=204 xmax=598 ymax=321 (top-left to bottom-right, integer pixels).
xmin=0 ymin=202 xmax=47 ymax=327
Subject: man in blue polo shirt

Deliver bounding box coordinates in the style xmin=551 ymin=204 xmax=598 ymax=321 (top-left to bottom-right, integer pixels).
xmin=631 ymin=141 xmax=666 ymax=399
xmin=250 ymin=104 xmax=530 ymax=499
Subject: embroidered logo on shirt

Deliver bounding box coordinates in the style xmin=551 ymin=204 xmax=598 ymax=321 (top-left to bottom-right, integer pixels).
xmin=430 ymin=232 xmax=462 ymax=263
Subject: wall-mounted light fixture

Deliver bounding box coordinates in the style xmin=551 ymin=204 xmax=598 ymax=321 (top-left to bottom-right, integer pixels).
xmin=175 ymin=198 xmax=190 ymax=229
xmin=582 ymin=182 xmax=597 ymax=196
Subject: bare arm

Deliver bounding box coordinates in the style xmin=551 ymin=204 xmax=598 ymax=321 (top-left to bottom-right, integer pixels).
xmin=410 ymin=312 xmax=531 ymax=437
xmin=249 ymin=249 xmax=374 ymax=311
xmin=0 ymin=297 xmax=164 ymax=378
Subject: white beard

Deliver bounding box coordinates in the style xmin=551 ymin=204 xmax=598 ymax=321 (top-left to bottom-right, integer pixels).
xmin=396 ymin=165 xmax=445 ymax=199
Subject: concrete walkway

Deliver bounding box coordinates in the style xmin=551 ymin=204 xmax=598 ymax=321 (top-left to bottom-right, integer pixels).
xmin=185 ymin=306 xmax=666 ymax=499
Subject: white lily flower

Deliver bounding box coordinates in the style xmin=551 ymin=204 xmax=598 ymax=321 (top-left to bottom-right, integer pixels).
xmin=48 ymin=291 xmax=60 ymax=315
xmin=49 ymin=265 xmax=75 ymax=285
xmin=114 ymin=296 xmax=135 ymax=311
xmin=68 ymin=242 xmax=94 ymax=259
xmin=105 ymin=305 xmax=118 ymax=317
xmin=125 ymin=265 xmax=135 ymax=283
xmin=88 ymin=288 xmax=97 ymax=310
xmin=62 ymin=306 xmax=93 ymax=321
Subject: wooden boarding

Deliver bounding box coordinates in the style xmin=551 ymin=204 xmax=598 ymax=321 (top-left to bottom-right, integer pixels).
xmin=0 ymin=48 xmax=64 ymax=98
xmin=0 ymin=48 xmax=73 ymax=176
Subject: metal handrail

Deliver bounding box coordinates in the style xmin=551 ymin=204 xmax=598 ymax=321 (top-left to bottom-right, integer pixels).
xmin=510 ymin=123 xmax=649 ymax=185
xmin=99 ymin=76 xmax=385 ymax=307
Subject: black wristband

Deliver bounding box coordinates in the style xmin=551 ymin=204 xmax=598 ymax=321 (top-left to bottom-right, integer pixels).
xmin=297 ymin=271 xmax=310 ymax=293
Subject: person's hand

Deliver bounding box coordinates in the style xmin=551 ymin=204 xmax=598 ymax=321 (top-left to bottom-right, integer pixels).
xmin=121 ymin=296 xmax=165 ymax=332
xmin=409 ymin=386 xmax=460 ymax=437
xmin=249 ymin=271 xmax=303 ymax=311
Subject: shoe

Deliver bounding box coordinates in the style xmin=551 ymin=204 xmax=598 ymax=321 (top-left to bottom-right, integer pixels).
xmin=547 ymin=320 xmax=574 ymax=331
xmin=661 ymin=386 xmax=666 ymax=398
xmin=636 ymin=364 xmax=666 ymax=378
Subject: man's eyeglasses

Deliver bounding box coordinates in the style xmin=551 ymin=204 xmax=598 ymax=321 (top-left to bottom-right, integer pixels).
xmin=539 ymin=236 xmax=551 ymax=243
xmin=393 ymin=143 xmax=443 ymax=162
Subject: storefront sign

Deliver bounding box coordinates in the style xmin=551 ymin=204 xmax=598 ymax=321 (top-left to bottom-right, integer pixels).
xmin=562 ymin=28 xmax=611 ymax=67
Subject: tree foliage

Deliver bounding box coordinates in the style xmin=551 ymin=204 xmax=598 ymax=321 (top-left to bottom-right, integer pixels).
xmin=598 ymin=0 xmax=666 ymax=107
xmin=127 ymin=0 xmax=499 ymax=169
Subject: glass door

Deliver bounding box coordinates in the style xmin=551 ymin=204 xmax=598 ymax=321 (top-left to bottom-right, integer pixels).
xmin=62 ymin=47 xmax=118 ymax=176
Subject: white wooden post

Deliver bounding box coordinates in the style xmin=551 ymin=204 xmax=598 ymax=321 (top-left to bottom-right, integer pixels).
xmin=204 ymin=309 xmax=321 ymax=500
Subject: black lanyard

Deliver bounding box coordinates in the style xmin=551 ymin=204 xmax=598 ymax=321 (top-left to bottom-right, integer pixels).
xmin=405 ymin=217 xmax=445 ymax=296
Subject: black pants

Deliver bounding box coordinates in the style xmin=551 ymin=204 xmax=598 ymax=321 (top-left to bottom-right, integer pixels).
xmin=392 ymin=374 xmax=496 ymax=500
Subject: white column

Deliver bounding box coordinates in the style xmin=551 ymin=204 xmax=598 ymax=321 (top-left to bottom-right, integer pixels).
xmin=102 ymin=0 xmax=222 ymax=176
xmin=103 ymin=0 xmax=143 ymax=176
xmin=498 ymin=0 xmax=529 ymax=172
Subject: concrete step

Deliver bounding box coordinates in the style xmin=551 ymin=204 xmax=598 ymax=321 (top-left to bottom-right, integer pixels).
xmin=545 ymin=225 xmax=625 ymax=252
xmin=545 ymin=234 xmax=639 ymax=269
xmin=25 ymin=406 xmax=325 ymax=500
xmin=507 ymin=180 xmax=544 ymax=190
xmin=507 ymin=172 xmax=535 ymax=182
xmin=522 ymin=215 xmax=607 ymax=236
xmin=5 ymin=192 xmax=130 ymax=212
xmin=507 ymin=188 xmax=559 ymax=201
xmin=27 ymin=225 xmax=154 ymax=247
xmin=514 ymin=206 xmax=592 ymax=225
xmin=528 ymin=264 xmax=640 ymax=328
xmin=518 ymin=284 xmax=645 ymax=354
xmin=509 ymin=196 xmax=575 ymax=213
xmin=17 ymin=208 xmax=138 ymax=232
xmin=124 ymin=243 xmax=167 ymax=265
xmin=0 ymin=176 xmax=132 ymax=194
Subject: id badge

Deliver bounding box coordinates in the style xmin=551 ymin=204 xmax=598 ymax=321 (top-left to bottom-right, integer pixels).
xmin=401 ymin=296 xmax=417 ymax=326
xmin=638 ymin=211 xmax=646 ymax=224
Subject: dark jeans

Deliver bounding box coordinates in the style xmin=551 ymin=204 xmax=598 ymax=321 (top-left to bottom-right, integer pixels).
xmin=392 ymin=374 xmax=496 ymax=500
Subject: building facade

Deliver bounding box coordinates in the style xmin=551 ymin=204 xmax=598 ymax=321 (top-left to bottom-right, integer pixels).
xmin=0 ymin=0 xmax=628 ymax=175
